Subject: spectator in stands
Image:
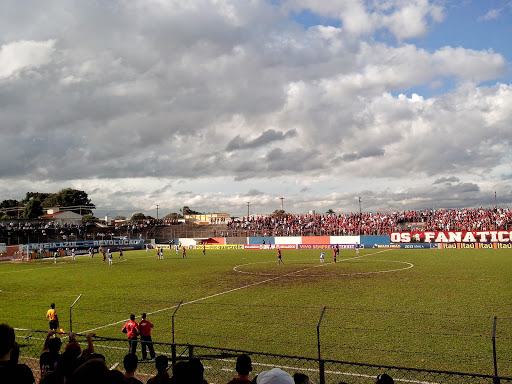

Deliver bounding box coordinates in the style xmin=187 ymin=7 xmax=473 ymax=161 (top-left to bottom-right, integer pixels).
xmin=227 ymin=354 xmax=252 ymax=384
xmin=0 ymin=323 xmax=35 ymax=384
xmin=147 ymin=355 xmax=171 ymax=384
xmin=40 ymin=330 xmax=62 ymax=376
xmin=293 ymin=373 xmax=310 ymax=384
xmin=69 ymin=358 xmax=110 ymax=384
xmin=123 ymin=353 xmax=143 ymax=384
xmin=170 ymin=360 xmax=190 ymax=384
xmin=57 ymin=332 xmax=96 ymax=381
xmin=375 ymin=373 xmax=394 ymax=384
xmin=40 ymin=370 xmax=65 ymax=384
xmin=254 ymin=368 xmax=294 ymax=384
xmin=189 ymin=357 xmax=208 ymax=384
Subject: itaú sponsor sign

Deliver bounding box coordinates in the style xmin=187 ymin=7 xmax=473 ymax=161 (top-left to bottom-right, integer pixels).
xmin=391 ymin=231 xmax=512 ymax=243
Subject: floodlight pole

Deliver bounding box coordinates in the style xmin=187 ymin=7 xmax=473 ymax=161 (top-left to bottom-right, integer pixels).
xmin=69 ymin=294 xmax=82 ymax=333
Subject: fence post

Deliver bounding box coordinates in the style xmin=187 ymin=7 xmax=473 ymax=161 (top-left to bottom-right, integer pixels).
xmin=317 ymin=306 xmax=327 ymax=384
xmin=171 ymin=343 xmax=177 ymax=368
xmin=172 ymin=301 xmax=183 ymax=344
xmin=189 ymin=344 xmax=194 ymax=358
xmin=69 ymin=294 xmax=82 ymax=333
xmin=493 ymin=316 xmax=499 ymax=380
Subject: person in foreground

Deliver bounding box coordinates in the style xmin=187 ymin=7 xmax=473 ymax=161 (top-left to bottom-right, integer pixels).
xmin=227 ymin=354 xmax=253 ymax=384
xmin=0 ymin=323 xmax=35 ymax=384
xmin=254 ymin=368 xmax=294 ymax=384
xmin=376 ymin=373 xmax=394 ymax=384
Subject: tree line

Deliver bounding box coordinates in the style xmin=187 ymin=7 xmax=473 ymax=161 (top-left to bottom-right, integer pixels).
xmin=0 ymin=189 xmax=94 ymax=219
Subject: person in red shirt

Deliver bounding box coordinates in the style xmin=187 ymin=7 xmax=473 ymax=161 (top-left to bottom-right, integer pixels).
xmin=138 ymin=313 xmax=155 ymax=360
xmin=227 ymin=354 xmax=252 ymax=384
xmin=122 ymin=314 xmax=139 ymax=356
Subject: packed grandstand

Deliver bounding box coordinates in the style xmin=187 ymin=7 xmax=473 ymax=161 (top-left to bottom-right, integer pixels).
xmin=1 ymin=207 xmax=511 ymax=244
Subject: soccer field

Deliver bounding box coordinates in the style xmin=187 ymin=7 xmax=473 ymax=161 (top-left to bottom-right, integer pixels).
xmin=0 ymin=247 xmax=511 ymax=376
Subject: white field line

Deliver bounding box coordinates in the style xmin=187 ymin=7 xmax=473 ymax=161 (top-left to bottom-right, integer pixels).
xmin=80 ymin=250 xmax=397 ymax=334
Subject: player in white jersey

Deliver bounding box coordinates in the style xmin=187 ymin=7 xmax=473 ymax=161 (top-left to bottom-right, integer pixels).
xmin=71 ymin=249 xmax=76 ymax=260
xmin=320 ymin=252 xmax=325 ymax=263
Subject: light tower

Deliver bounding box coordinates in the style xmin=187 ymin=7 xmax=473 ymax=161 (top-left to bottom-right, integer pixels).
xmin=279 ymin=197 xmax=285 ymax=211
xmin=247 ymin=202 xmax=250 ymax=217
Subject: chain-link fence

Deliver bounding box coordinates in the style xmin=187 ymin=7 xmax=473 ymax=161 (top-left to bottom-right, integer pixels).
xmin=14 ymin=329 xmax=512 ymax=384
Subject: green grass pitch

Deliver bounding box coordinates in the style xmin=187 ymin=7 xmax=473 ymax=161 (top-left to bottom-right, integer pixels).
xmin=0 ymin=247 xmax=511 ymax=376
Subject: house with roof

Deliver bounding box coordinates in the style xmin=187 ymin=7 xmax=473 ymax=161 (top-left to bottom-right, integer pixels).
xmin=39 ymin=207 xmax=83 ymax=225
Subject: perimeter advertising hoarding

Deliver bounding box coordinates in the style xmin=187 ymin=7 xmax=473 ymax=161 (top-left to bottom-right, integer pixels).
xmin=26 ymin=239 xmax=145 ymax=251
xmin=298 ymin=244 xmax=354 ymax=250
xmin=205 ymin=244 xmax=244 ymax=250
xmin=244 ymin=244 xmax=296 ymax=249
xmin=390 ymin=231 xmax=512 ymax=243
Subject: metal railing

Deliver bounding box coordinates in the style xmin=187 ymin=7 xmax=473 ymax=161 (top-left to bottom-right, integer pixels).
xmin=14 ymin=329 xmax=512 ymax=384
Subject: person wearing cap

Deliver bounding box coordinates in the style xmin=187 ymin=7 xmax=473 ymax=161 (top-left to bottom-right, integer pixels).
xmin=376 ymin=373 xmax=394 ymax=384
xmin=139 ymin=313 xmax=156 ymax=360
xmin=255 ymin=368 xmax=294 ymax=384
xmin=227 ymin=354 xmax=252 ymax=384
xmin=122 ymin=314 xmax=140 ymax=356
xmin=147 ymin=355 xmax=170 ymax=384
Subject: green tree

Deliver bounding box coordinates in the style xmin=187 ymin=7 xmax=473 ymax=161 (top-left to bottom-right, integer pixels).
xmin=326 ymin=209 xmax=335 ymax=214
xmin=22 ymin=192 xmax=52 ymax=205
xmin=82 ymin=214 xmax=97 ymax=224
xmin=23 ymin=199 xmax=44 ymax=219
xmin=42 ymin=188 xmax=95 ymax=214
xmin=272 ymin=209 xmax=286 ymax=217
xmin=131 ymin=212 xmax=146 ymax=222
xmin=0 ymin=199 xmax=22 ymax=218
xmin=182 ymin=206 xmax=201 ymax=215
xmin=165 ymin=212 xmax=182 ymax=219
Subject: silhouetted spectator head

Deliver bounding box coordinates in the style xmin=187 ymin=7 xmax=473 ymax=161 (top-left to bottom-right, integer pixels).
xmin=48 ymin=337 xmax=62 ymax=353
xmin=130 ymin=314 xmax=136 ymax=321
xmin=70 ymin=358 xmax=109 ymax=384
xmin=236 ymin=354 xmax=252 ymax=376
xmin=155 ymin=355 xmax=168 ymax=373
xmin=171 ymin=360 xmax=190 ymax=383
xmin=123 ymin=353 xmax=138 ymax=374
xmin=189 ymin=357 xmax=206 ymax=383
xmin=256 ymin=368 xmax=294 ymax=384
xmin=0 ymin=323 xmax=15 ymax=358
xmin=293 ymin=372 xmax=310 ymax=384
xmin=376 ymin=373 xmax=394 ymax=384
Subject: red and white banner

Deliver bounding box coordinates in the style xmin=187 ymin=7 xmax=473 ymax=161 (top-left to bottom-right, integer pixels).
xmin=390 ymin=231 xmax=512 ymax=243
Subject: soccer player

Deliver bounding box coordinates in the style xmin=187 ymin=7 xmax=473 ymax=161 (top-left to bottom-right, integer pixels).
xmin=138 ymin=313 xmax=156 ymax=360
xmin=119 ymin=248 xmax=124 ymax=260
xmin=333 ymin=247 xmax=337 ymax=263
xmin=277 ymin=248 xmax=283 ymax=264
xmin=88 ymin=247 xmax=93 ymax=258
xmin=71 ymin=248 xmax=76 ymax=261
xmin=203 ymin=244 xmax=206 ymax=256
xmin=355 ymin=242 xmax=360 ymax=255
xmin=46 ymin=303 xmax=59 ymax=331
xmin=320 ymin=252 xmax=325 ymax=263
xmin=182 ymin=247 xmax=187 ymax=259
xmin=108 ymin=249 xmax=113 ymax=265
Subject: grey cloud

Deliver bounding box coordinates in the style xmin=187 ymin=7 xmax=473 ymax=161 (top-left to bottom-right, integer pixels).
xmin=338 ymin=146 xmax=385 ymax=162
xmin=433 ymin=176 xmax=460 ymax=184
xmin=226 ymin=129 xmax=297 ymax=151
xmin=244 ymin=189 xmax=265 ymax=197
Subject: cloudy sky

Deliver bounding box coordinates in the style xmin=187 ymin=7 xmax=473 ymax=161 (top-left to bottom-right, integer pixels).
xmin=1 ymin=0 xmax=511 ymax=218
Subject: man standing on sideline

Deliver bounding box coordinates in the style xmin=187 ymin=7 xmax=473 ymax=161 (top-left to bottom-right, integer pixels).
xmin=139 ymin=313 xmax=156 ymax=360
xmin=46 ymin=303 xmax=59 ymax=331
xmin=122 ymin=314 xmax=139 ymax=356
xmin=182 ymin=247 xmax=187 ymax=259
